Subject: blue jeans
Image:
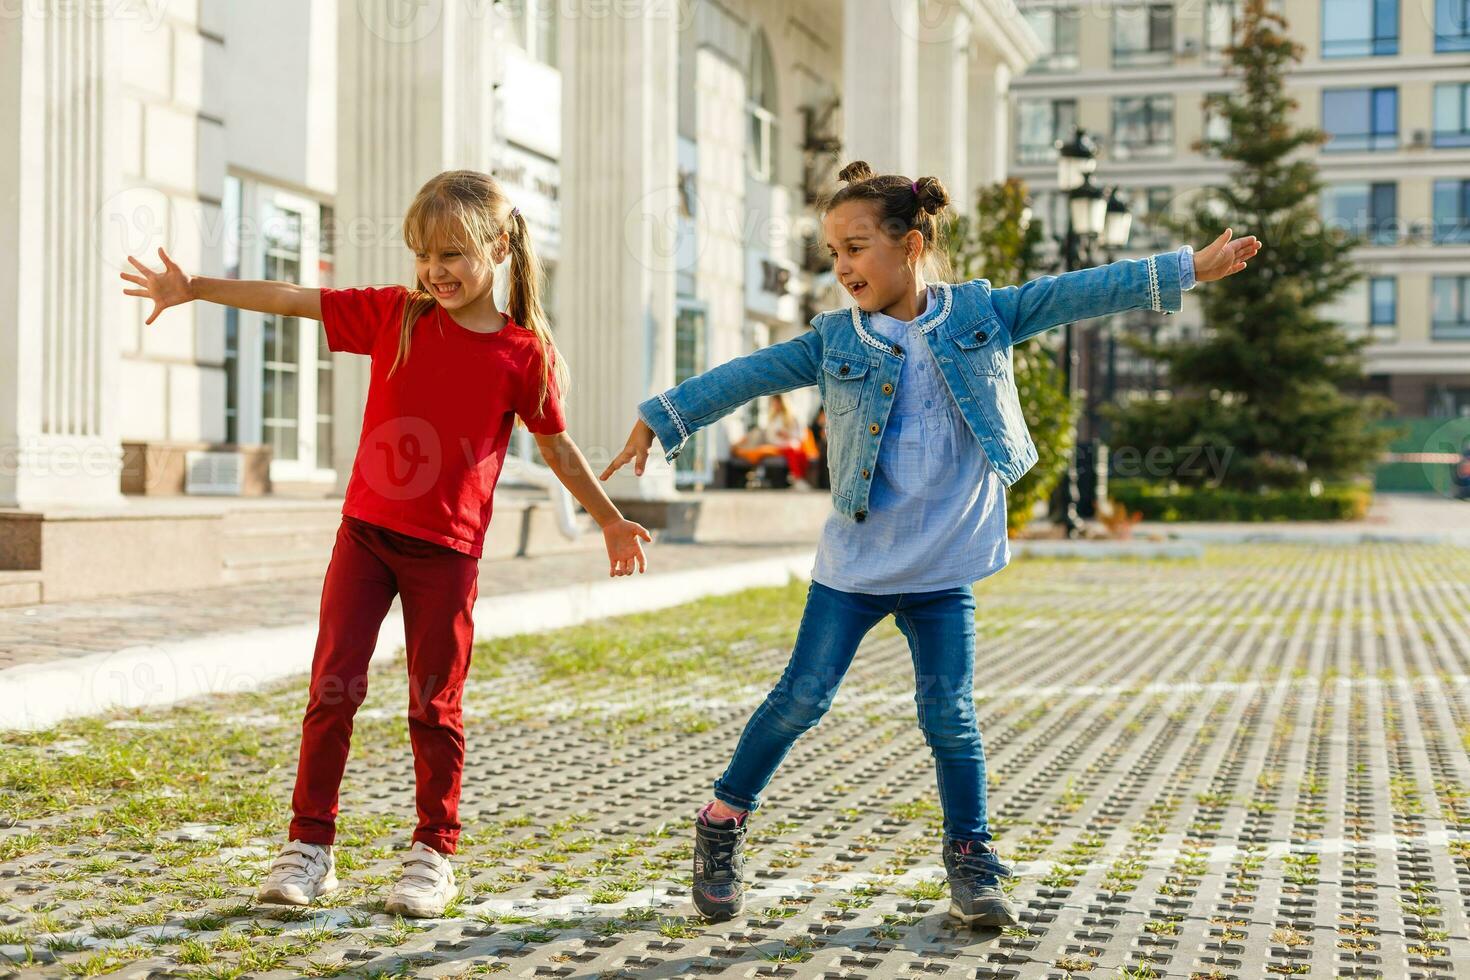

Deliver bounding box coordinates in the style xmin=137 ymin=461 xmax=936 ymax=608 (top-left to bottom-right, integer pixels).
xmin=713 ymin=580 xmax=991 ymax=842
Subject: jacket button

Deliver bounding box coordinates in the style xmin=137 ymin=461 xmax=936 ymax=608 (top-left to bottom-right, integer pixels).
xmin=868 ymin=423 xmax=880 ymax=435
xmin=855 ymin=510 xmax=867 ymax=522
xmin=974 ymin=331 xmax=988 ymax=343
xmin=861 ymin=468 xmax=870 ymax=479
xmin=839 ymin=364 xmax=850 ymax=375
xmin=882 ymin=383 xmax=894 ymax=395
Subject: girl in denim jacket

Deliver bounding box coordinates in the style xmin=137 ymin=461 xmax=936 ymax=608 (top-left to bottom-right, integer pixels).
xmin=602 ymin=161 xmax=1259 ymax=926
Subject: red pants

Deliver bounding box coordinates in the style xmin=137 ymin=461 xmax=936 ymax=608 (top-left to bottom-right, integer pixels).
xmin=778 ymin=445 xmax=810 ymax=482
xmin=289 ymin=516 xmax=480 ymax=854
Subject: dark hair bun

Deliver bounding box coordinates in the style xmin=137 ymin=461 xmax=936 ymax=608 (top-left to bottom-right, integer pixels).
xmin=837 ymin=160 xmax=875 ymax=184
xmin=913 ymin=176 xmax=951 ymax=216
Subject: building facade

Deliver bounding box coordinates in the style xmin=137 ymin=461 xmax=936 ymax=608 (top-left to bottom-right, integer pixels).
xmin=0 ymin=0 xmax=1039 ymax=510
xmin=1010 ymin=0 xmax=1470 ymax=426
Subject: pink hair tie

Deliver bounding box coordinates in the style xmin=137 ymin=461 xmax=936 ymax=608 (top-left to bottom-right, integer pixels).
xmin=911 ymin=181 xmax=919 ymax=195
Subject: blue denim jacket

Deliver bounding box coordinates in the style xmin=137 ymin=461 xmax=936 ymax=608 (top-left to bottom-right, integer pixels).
xmin=638 ymin=251 xmax=1185 ymax=522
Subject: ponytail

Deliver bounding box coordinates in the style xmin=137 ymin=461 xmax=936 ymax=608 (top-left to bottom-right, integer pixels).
xmin=505 ymin=208 xmax=569 ymax=418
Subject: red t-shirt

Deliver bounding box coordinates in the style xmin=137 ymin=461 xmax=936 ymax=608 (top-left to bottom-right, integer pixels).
xmin=320 ymin=285 xmax=566 ymax=559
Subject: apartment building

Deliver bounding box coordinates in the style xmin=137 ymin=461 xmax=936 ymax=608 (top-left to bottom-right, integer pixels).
xmin=1011 ymin=0 xmax=1470 ymax=425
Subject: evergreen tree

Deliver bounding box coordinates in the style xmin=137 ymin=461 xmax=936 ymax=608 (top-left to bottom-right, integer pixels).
xmin=948 ymin=178 xmax=1076 ymax=533
xmin=1105 ymin=0 xmax=1398 ymax=491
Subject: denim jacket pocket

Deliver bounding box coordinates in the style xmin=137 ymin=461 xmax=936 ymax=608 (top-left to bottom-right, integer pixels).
xmin=950 ymin=317 xmax=1007 ymax=377
xmin=820 ymin=354 xmax=872 ymax=416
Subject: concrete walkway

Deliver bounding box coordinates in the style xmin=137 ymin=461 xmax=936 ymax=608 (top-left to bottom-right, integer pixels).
xmin=0 ymin=540 xmax=816 ymax=731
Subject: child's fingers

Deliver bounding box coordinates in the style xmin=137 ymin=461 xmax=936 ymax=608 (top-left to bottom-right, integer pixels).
xmin=123 ymin=289 xmax=148 ymax=298
xmin=127 ymin=255 xmax=154 ymax=277
xmin=599 ymin=451 xmax=627 ymax=481
xmin=119 ymin=271 xmax=147 ymax=287
xmin=145 ymin=302 xmax=162 ymax=325
xmin=634 ymin=542 xmax=647 ymax=574
xmin=634 ymin=446 xmax=647 ymax=476
xmin=158 ymin=247 xmax=180 ymax=273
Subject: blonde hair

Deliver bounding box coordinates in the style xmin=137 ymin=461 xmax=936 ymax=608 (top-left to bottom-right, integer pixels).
xmin=395 ymin=170 xmax=568 ymax=419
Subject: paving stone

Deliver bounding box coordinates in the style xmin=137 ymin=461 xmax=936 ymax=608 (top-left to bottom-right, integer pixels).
xmin=0 ymin=542 xmax=1467 ymax=979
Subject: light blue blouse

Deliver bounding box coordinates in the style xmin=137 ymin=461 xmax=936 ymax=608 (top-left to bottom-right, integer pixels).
xmin=811 ymin=284 xmax=1010 ymax=595
xmin=810 ymin=246 xmax=1197 ymax=596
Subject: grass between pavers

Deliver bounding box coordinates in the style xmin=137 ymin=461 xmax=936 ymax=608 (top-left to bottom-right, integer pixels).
xmin=3 ymin=544 xmax=1467 ymax=977
xmin=0 ymin=577 xmax=911 ymax=976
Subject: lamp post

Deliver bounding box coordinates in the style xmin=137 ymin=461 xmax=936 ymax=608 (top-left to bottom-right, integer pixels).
xmin=1049 ymin=128 xmax=1130 ymax=538
xmin=1095 ymin=188 xmax=1134 ymax=444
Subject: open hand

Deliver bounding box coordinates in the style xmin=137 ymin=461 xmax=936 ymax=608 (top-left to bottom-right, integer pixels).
xmin=120 ymin=248 xmax=194 ymax=325
xmin=1194 ymin=228 xmax=1261 ymax=282
xmin=603 ymin=518 xmax=653 ymax=577
xmin=600 ymin=420 xmax=656 ymax=480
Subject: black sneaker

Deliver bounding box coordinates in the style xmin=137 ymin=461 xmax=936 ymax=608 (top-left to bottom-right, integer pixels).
xmin=692 ymin=804 xmax=748 ymax=922
xmin=943 ymin=837 xmax=1019 ymax=928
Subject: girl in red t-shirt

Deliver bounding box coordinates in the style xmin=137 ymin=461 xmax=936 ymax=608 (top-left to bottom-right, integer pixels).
xmin=121 ymin=170 xmax=653 ymax=918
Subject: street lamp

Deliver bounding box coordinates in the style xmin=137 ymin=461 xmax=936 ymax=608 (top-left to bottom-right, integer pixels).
xmin=1055 ymin=127 xmax=1099 ymax=192
xmin=1048 ymin=128 xmax=1130 ymax=539
xmin=1103 ymin=187 xmax=1133 ymax=250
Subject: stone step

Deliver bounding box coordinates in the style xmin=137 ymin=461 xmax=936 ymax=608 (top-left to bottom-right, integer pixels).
xmin=0 ymin=571 xmax=43 ymax=607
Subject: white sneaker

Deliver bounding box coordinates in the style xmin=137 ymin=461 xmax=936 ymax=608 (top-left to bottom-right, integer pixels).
xmin=792 ymin=477 xmax=812 ymax=491
xmin=255 ymin=841 xmax=338 ymax=906
xmin=384 ymin=841 xmax=456 ymax=918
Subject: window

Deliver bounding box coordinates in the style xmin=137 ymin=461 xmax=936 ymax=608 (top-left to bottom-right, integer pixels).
xmin=507 ymin=0 xmax=559 ymax=66
xmin=261 ymin=205 xmax=303 ymax=462
xmin=747 ymin=30 xmax=779 ymax=182
xmin=1023 ymin=6 xmax=1081 ymax=71
xmin=1432 ymin=276 xmax=1470 ymax=338
xmin=1204 ymin=0 xmax=1239 ymax=60
xmin=1119 ymin=186 xmax=1175 ymax=248
xmin=1112 ymin=95 xmax=1175 ymax=159
xmin=1322 ymin=182 xmax=1398 ymax=244
xmin=1370 ymin=276 xmax=1396 ymax=327
xmin=1028 ymin=189 xmax=1068 ymax=239
xmin=1325 ymin=277 xmax=1396 ymax=336
xmin=1434 ymin=83 xmax=1470 ymax=147
xmin=229 ymin=181 xmax=331 ymax=478
xmin=223 ymin=176 xmax=242 ymax=445
xmin=1433 ymin=180 xmax=1470 ymax=244
xmin=1322 ymin=87 xmax=1397 ymax=151
xmin=1017 ymin=98 xmax=1077 ymax=165
xmin=1322 ymin=0 xmax=1399 ymax=57
xmin=316 ymin=206 xmax=336 ymax=470
xmin=1436 ymin=0 xmax=1470 ymax=51
xmin=1202 ymin=95 xmax=1232 ymax=153
xmin=674 ymin=304 xmax=710 ymax=483
xmin=1114 ymin=4 xmax=1175 ymax=66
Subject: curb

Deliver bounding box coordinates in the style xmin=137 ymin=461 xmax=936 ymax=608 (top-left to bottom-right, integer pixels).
xmin=0 ymin=551 xmax=817 ymax=732
xmin=1154 ymin=529 xmax=1470 ymax=547
xmin=1010 ymin=540 xmax=1204 ymax=560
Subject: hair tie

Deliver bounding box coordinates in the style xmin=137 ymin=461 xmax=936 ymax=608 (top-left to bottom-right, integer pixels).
xmin=911 ymin=181 xmax=919 ymax=196
xmin=509 ymin=206 xmax=521 ymax=219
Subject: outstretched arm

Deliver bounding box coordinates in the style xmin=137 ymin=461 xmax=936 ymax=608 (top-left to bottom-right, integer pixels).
xmin=999 ymin=229 xmax=1260 ymax=346
xmin=534 ymin=431 xmax=653 ymax=577
xmin=604 ymin=328 xmax=826 ymax=476
xmin=121 ymin=247 xmax=322 ymax=324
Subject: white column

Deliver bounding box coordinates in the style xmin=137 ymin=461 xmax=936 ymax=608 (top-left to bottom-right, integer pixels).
xmin=967 ymin=58 xmax=1012 ymax=194
xmin=916 ymin=1 xmax=973 ymax=212
xmin=557 ymin=0 xmax=679 ymax=500
xmin=331 ymin=1 xmax=501 ymax=495
xmin=0 ymin=6 xmax=121 ymax=508
xmin=842 ymin=0 xmax=920 ymax=176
